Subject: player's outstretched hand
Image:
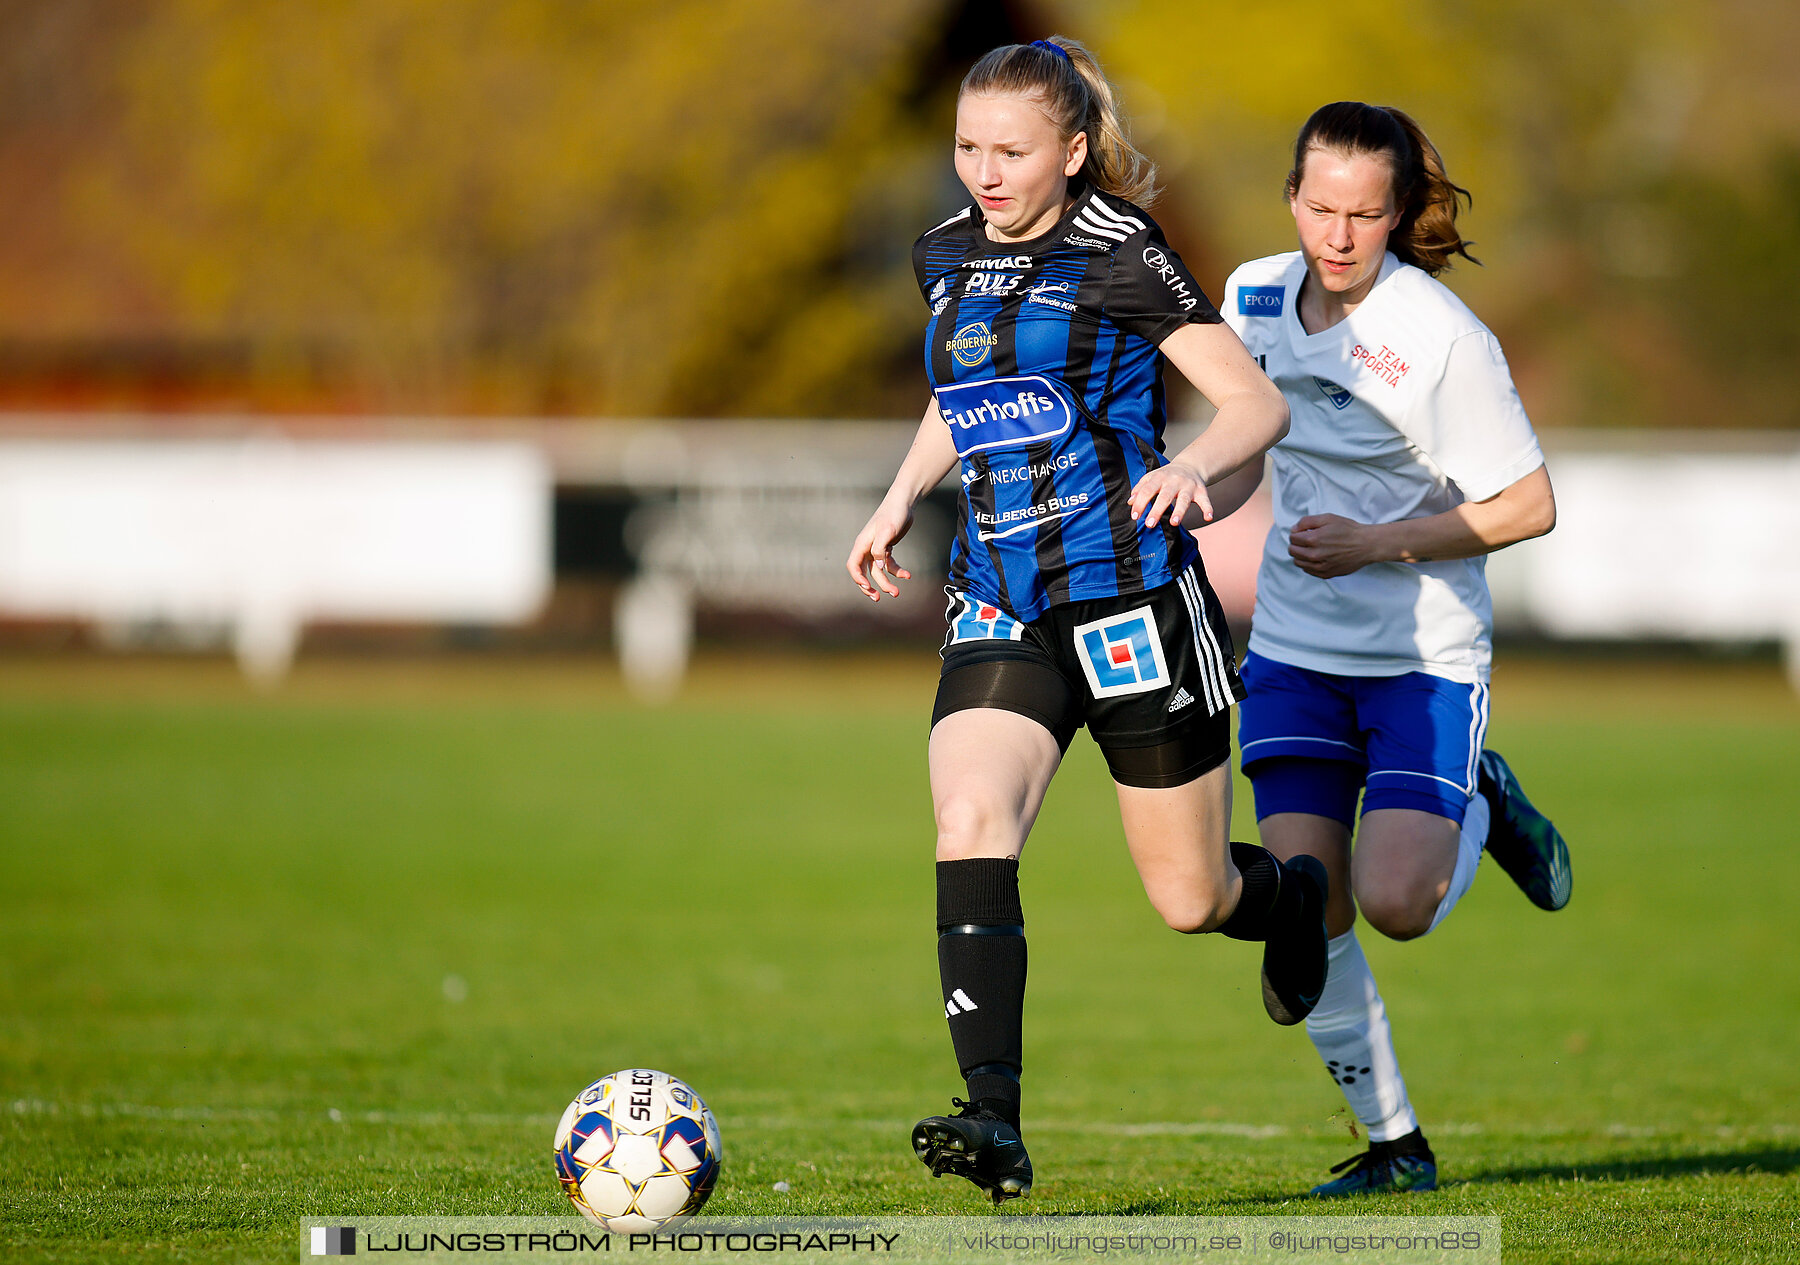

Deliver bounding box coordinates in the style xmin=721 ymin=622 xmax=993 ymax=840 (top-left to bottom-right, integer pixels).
xmin=1129 ymin=461 xmax=1213 ymax=530
xmin=847 ymin=499 xmax=916 ymax=601
xmin=1289 ymin=513 xmax=1374 ymax=578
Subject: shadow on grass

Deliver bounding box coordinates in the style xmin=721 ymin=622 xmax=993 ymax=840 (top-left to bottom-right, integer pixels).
xmin=1459 ymin=1147 xmax=1800 ymax=1186
xmin=1103 ymin=1196 xmax=1317 ymax=1214
xmin=1112 ymin=1148 xmax=1800 ymax=1212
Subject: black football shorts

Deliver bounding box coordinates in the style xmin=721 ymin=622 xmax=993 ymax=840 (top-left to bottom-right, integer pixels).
xmin=932 ymin=564 xmax=1246 ymax=788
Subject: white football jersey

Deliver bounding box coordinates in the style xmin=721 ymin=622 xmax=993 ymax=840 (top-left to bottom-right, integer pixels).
xmin=1224 ymin=251 xmax=1544 ymax=681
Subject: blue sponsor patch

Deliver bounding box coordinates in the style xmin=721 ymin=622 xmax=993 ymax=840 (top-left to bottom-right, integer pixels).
xmin=947 ymin=591 xmax=1025 ymax=645
xmin=1072 ymin=606 xmax=1170 ymax=699
xmin=1314 ymin=377 xmax=1353 ymax=409
xmin=935 ymin=374 xmax=1076 ymax=457
xmin=1238 ymin=285 xmax=1285 ymax=316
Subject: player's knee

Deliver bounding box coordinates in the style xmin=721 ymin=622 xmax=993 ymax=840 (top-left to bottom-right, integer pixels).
xmin=933 ymin=793 xmax=1021 ymax=861
xmin=1148 ymin=882 xmax=1230 ymax=935
xmin=1364 ymin=908 xmax=1431 ymax=941
xmin=1163 ymin=900 xmax=1229 ymax=935
xmin=1356 ymin=881 xmax=1436 ymax=941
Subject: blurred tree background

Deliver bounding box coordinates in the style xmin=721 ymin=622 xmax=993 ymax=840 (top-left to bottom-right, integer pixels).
xmin=1 ymin=0 xmax=1796 ymax=426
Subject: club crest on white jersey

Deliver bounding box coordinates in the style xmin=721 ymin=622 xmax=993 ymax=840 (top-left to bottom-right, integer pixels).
xmin=1314 ymin=377 xmax=1354 ymax=409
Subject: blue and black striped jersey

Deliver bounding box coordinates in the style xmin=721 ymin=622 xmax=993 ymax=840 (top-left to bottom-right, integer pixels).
xmin=914 ymin=185 xmax=1223 ymax=622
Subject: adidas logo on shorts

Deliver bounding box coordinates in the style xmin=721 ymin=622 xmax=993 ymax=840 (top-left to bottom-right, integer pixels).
xmin=1166 ymin=687 xmax=1196 ymax=713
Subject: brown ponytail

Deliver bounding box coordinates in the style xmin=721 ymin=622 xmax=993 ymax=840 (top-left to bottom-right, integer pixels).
xmin=961 ymin=36 xmax=1159 ymax=208
xmin=1285 ymin=101 xmax=1478 ymax=274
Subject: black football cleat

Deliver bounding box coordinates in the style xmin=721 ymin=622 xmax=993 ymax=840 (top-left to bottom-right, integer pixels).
xmin=1309 ymin=1128 xmax=1438 ymax=1197
xmin=1262 ymin=855 xmax=1329 ymax=1025
xmin=1478 ymin=749 xmax=1571 ymax=911
xmin=911 ymin=1098 xmax=1032 ymax=1204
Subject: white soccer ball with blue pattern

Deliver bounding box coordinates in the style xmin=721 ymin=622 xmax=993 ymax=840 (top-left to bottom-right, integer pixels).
xmin=553 ymin=1069 xmax=722 ymax=1232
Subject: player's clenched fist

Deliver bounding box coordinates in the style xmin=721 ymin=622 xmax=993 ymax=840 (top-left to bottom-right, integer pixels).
xmin=1287 ymin=513 xmax=1375 ymax=578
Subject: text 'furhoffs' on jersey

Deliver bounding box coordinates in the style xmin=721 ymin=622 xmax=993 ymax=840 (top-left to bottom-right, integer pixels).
xmin=936 ymin=375 xmax=1075 ymax=457
xmin=914 ymin=187 xmax=1224 ymax=623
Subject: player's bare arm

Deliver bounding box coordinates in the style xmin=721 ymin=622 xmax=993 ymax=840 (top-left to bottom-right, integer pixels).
xmin=847 ymin=399 xmax=958 ymax=600
xmin=1129 ymin=322 xmax=1288 ymax=529
xmin=1288 ymin=464 xmax=1555 ymax=578
xmin=1199 ymin=460 xmax=1266 ymax=526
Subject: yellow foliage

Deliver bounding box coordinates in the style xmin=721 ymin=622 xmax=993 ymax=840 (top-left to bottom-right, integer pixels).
xmin=4 ymin=0 xmax=1797 ymax=423
xmin=69 ymin=0 xmax=947 ymax=414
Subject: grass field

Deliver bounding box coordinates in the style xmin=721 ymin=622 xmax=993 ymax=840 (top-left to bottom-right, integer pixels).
xmin=3 ymin=651 xmax=1798 ymax=1263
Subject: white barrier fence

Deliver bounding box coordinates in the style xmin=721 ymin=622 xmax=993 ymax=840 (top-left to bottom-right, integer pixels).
xmin=0 ymin=437 xmax=551 ymax=682
xmin=602 ymin=423 xmax=952 ymax=698
xmin=1485 ymin=450 xmax=1800 ymax=655
xmin=0 ymin=424 xmax=1794 ymax=691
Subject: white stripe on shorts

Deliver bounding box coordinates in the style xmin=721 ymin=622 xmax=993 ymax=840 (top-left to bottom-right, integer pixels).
xmin=1366 ymin=769 xmax=1475 ymax=791
xmin=1239 ymin=735 xmax=1363 ymax=759
xmin=1173 ymin=572 xmax=1220 ymax=713
xmin=1178 ymin=570 xmax=1233 ymax=715
xmin=1463 ymin=680 xmax=1490 ymax=794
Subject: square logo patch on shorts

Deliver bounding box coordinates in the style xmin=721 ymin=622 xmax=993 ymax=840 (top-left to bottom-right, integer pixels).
xmin=947 ymin=591 xmax=1025 ymax=645
xmin=1073 ymin=606 xmax=1170 ymax=698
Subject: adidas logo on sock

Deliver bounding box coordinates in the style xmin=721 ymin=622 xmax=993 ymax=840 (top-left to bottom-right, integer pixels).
xmin=1166 ymin=687 xmax=1196 ymax=713
xmin=944 ymin=989 xmax=979 ymax=1018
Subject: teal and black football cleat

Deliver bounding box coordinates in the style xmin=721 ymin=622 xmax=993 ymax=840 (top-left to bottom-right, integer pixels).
xmin=1478 ymin=749 xmax=1572 ymax=911
xmin=911 ymin=1099 xmax=1033 ymax=1203
xmin=1309 ymin=1130 xmax=1438 ymax=1197
xmin=1262 ymin=855 xmax=1329 ymax=1025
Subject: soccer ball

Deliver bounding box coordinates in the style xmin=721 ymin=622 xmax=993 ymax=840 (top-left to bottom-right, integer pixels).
xmin=553 ymin=1069 xmax=722 ymax=1232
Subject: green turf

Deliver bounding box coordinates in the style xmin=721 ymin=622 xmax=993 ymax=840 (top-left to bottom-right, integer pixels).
xmin=2 ymin=656 xmax=1798 ymax=1263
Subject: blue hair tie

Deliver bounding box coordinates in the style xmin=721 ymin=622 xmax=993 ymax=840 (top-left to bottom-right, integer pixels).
xmin=1030 ymin=39 xmax=1071 ymax=63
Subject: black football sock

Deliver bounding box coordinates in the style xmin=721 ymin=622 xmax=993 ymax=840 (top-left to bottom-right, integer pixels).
xmin=1216 ymin=841 xmax=1305 ymax=942
xmin=936 ymin=857 xmax=1025 ymax=1127
xmin=1380 ymin=1127 xmax=1433 ymax=1159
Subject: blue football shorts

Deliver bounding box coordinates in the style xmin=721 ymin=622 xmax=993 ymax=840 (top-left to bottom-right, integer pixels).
xmin=1236 ymin=650 xmax=1489 ymax=826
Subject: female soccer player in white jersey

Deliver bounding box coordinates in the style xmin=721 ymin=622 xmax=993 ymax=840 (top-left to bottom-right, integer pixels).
xmin=844 ymin=38 xmax=1328 ymax=1204
xmin=1218 ymin=101 xmax=1573 ymax=1196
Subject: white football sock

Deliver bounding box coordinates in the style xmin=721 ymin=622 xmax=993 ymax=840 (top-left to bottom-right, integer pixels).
xmin=1306 ymin=930 xmax=1417 ymax=1143
xmin=1425 ymin=788 xmax=1489 ymax=935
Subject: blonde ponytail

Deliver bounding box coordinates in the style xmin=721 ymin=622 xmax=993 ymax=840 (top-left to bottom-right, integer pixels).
xmin=961 ymin=36 xmax=1159 ymax=208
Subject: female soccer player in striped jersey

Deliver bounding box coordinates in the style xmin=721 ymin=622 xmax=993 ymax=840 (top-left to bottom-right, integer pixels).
xmin=1217 ymin=102 xmax=1573 ymax=1196
xmin=844 ymin=37 xmax=1328 ymax=1203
